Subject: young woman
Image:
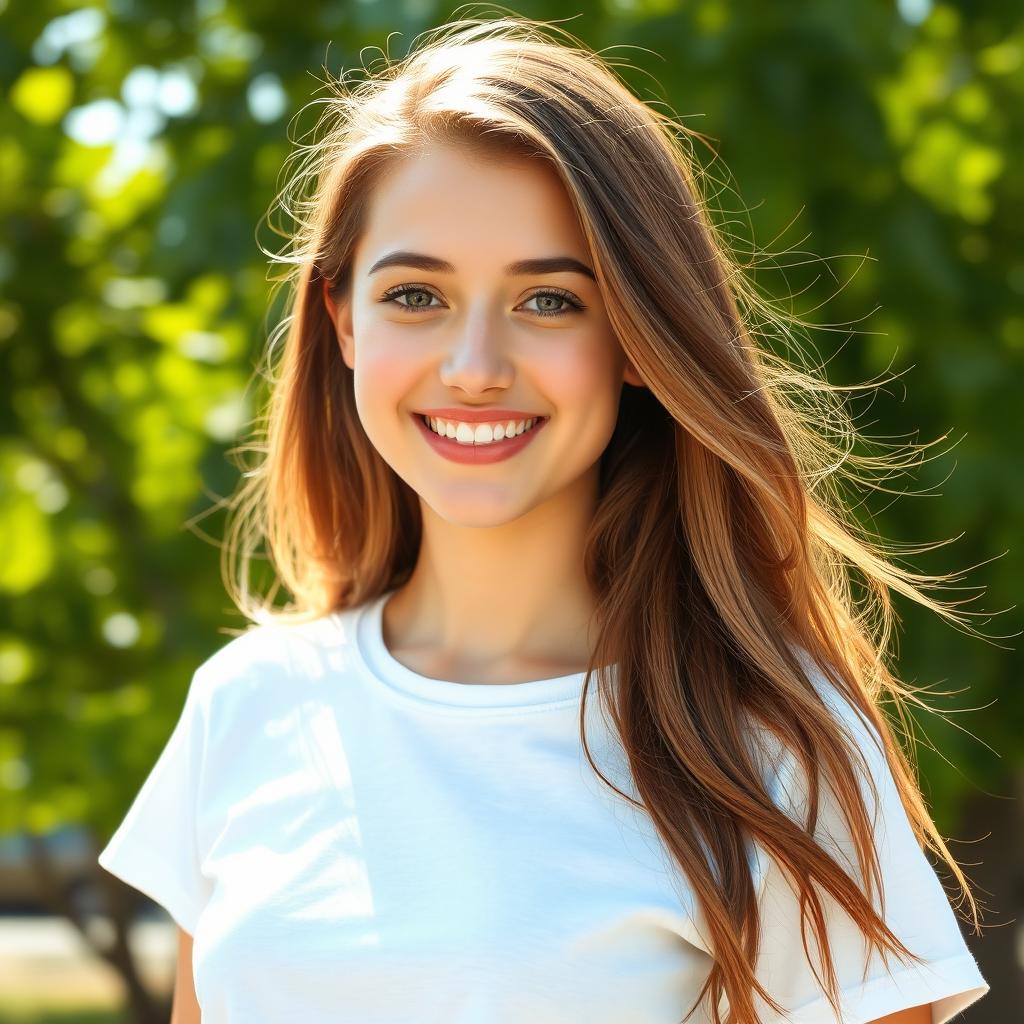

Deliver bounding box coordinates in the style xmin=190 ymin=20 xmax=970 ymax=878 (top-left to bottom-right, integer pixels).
xmin=98 ymin=15 xmax=991 ymax=1024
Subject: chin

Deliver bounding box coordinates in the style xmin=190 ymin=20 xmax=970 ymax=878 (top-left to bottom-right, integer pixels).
xmin=417 ymin=489 xmax=544 ymax=528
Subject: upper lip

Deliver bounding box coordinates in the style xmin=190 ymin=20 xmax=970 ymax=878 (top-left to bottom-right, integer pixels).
xmin=415 ymin=408 xmax=547 ymax=423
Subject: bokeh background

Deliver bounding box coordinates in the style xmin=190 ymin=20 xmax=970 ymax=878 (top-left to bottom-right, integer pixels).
xmin=1 ymin=1 xmax=1021 ymax=1021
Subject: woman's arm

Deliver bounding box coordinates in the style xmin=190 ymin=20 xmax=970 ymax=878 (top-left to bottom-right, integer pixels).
xmin=867 ymin=1002 xmax=932 ymax=1023
xmin=170 ymin=925 xmax=201 ymax=1024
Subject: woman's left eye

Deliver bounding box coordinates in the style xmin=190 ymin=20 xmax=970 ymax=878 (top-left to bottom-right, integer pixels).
xmin=521 ymin=290 xmax=586 ymax=317
xmin=380 ymin=285 xmax=585 ymax=318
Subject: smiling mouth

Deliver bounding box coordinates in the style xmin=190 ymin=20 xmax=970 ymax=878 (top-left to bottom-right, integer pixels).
xmin=418 ymin=414 xmax=547 ymax=446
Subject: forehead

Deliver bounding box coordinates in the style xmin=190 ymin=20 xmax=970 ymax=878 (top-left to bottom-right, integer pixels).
xmin=355 ymin=143 xmax=589 ymax=271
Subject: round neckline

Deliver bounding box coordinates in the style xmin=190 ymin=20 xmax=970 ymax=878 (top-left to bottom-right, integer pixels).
xmin=350 ymin=589 xmax=593 ymax=713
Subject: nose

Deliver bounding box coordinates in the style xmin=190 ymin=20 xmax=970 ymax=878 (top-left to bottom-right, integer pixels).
xmin=438 ymin=309 xmax=515 ymax=394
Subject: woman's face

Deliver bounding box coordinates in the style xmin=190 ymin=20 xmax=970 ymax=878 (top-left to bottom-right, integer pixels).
xmin=323 ymin=141 xmax=643 ymax=527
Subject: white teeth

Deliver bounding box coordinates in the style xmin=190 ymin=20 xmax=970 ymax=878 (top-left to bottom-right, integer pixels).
xmin=425 ymin=416 xmax=541 ymax=445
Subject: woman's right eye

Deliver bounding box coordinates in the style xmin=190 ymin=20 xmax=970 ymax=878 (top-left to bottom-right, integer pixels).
xmin=380 ymin=285 xmax=442 ymax=312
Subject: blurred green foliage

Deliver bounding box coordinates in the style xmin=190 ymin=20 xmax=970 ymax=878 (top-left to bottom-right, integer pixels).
xmin=0 ymin=0 xmax=1020 ymax=859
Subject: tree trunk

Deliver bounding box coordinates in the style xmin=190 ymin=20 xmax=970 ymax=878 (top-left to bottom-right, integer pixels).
xmin=27 ymin=830 xmax=170 ymax=1024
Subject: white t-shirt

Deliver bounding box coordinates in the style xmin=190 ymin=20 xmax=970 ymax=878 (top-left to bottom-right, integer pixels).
xmin=98 ymin=589 xmax=988 ymax=1023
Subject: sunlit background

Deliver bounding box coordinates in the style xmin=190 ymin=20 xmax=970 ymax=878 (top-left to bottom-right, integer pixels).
xmin=1 ymin=1 xmax=1021 ymax=1020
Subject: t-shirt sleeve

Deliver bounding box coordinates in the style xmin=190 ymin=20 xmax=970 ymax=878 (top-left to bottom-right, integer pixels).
xmin=98 ymin=669 xmax=211 ymax=935
xmin=751 ymin=673 xmax=989 ymax=1024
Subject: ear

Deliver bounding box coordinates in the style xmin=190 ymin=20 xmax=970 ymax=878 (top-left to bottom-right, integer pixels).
xmin=622 ymin=358 xmax=645 ymax=388
xmin=322 ymin=275 xmax=355 ymax=371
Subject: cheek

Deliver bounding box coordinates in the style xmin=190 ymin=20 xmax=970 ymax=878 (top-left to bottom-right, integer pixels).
xmin=350 ymin=322 xmax=422 ymax=429
xmin=541 ymin=331 xmax=624 ymax=417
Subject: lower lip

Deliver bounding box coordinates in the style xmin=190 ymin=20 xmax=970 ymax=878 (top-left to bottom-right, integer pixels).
xmin=413 ymin=414 xmax=549 ymax=464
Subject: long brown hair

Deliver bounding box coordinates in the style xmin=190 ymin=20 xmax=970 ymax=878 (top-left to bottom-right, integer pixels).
xmin=220 ymin=13 xmax=985 ymax=1023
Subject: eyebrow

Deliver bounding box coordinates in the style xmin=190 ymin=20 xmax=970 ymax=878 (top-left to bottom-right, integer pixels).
xmin=367 ymin=250 xmax=597 ymax=283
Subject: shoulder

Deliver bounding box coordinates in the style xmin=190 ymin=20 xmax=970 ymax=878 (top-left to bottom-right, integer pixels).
xmin=793 ymin=646 xmax=885 ymax=757
xmin=749 ymin=646 xmax=888 ymax=822
xmin=188 ymin=608 xmax=359 ymax=719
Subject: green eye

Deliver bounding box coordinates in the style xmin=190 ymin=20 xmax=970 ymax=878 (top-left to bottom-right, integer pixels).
xmin=381 ymin=286 xmax=441 ymax=310
xmin=521 ymin=290 xmax=586 ymax=317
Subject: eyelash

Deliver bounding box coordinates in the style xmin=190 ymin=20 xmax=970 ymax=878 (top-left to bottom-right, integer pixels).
xmin=379 ymin=284 xmax=586 ymax=318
